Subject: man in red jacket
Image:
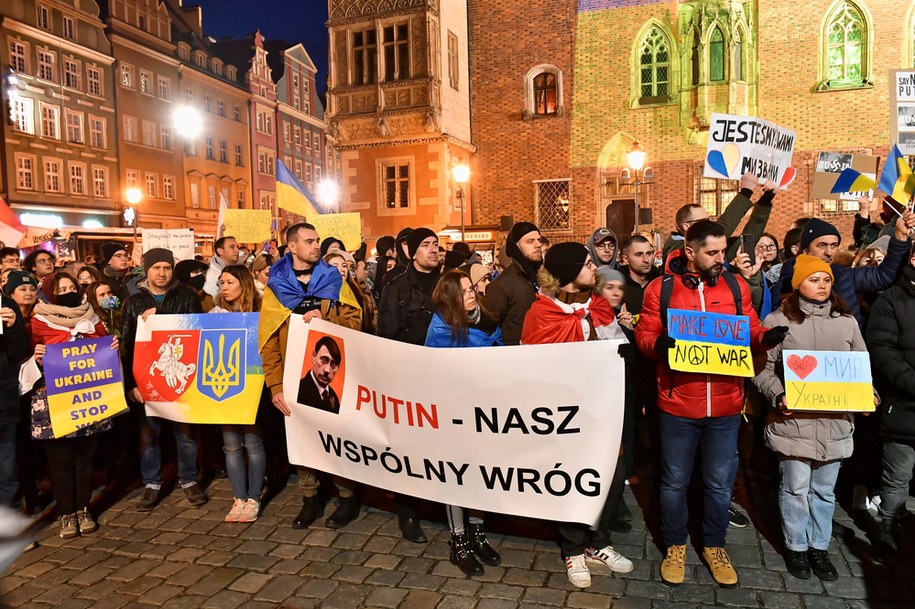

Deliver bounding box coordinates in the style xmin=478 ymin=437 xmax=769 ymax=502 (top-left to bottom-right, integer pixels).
xmin=636 ymin=220 xmax=786 ymax=588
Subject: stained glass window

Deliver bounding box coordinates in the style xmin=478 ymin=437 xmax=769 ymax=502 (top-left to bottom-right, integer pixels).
xmin=639 ymin=27 xmax=670 ymax=102
xmin=826 ymin=2 xmax=865 ymax=83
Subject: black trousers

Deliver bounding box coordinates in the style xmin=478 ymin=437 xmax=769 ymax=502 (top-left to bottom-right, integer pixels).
xmin=558 ymin=457 xmax=627 ymax=557
xmin=43 ymin=435 xmax=99 ymax=515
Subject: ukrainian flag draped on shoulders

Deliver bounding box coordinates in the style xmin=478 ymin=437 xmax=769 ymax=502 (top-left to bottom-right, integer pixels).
xmin=257 ymin=254 xmax=343 ymax=351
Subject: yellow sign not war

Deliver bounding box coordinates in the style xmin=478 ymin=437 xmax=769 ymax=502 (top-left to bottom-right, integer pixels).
xmin=669 ymin=339 xmax=755 ymax=378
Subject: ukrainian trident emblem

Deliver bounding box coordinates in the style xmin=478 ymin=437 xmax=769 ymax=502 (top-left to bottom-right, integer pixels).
xmin=197 ymin=330 xmax=245 ymax=402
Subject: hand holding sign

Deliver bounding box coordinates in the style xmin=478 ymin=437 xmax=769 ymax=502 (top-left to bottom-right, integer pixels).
xmin=783 ymin=350 xmax=874 ymax=412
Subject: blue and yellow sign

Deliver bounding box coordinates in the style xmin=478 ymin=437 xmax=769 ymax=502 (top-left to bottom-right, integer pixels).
xmin=134 ymin=313 xmax=262 ymax=424
xmin=784 ymin=350 xmax=875 ymax=412
xmin=667 ymin=309 xmax=754 ymax=378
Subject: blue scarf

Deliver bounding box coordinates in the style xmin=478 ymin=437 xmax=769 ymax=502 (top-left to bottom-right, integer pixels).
xmin=267 ymin=254 xmax=342 ymax=309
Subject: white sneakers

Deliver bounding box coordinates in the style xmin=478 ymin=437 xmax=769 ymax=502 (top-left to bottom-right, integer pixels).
xmin=226 ymin=498 xmax=261 ymax=523
xmin=225 ymin=498 xmax=246 ymax=523
xmin=565 ymin=554 xmax=591 ymax=588
xmin=566 ymin=546 xmax=634 ymax=588
xmin=586 ymin=545 xmax=635 ymax=573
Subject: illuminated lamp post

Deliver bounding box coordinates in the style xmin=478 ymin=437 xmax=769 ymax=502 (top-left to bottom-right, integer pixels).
xmin=619 ymin=142 xmax=654 ymax=235
xmin=125 ymin=187 xmax=143 ymax=247
xmin=452 ymin=164 xmax=470 ymax=242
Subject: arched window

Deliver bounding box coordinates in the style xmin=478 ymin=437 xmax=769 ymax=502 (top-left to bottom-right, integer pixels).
xmin=709 ymin=27 xmax=725 ymax=82
xmin=533 ymin=72 xmax=557 ymax=116
xmin=690 ymin=29 xmax=700 ymax=86
xmin=523 ymin=65 xmax=563 ymax=119
xmin=638 ymin=27 xmax=670 ymax=103
xmin=825 ymin=2 xmax=865 ymax=83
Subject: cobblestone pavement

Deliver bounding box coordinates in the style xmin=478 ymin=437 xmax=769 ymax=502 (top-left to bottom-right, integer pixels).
xmin=0 ymin=469 xmax=912 ymax=609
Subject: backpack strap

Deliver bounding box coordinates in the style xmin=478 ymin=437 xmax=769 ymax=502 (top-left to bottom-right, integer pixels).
xmin=722 ymin=271 xmax=743 ymax=316
xmin=659 ymin=274 xmax=674 ymax=331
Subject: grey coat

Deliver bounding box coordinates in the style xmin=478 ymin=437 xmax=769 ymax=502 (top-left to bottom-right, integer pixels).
xmin=753 ymin=298 xmax=867 ymax=461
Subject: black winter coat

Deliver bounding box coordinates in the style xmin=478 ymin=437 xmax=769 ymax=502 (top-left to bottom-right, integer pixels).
xmin=377 ymin=265 xmax=438 ymax=345
xmin=485 ymin=261 xmax=537 ymax=346
xmin=866 ymin=264 xmax=915 ymax=441
xmin=120 ymin=279 xmax=203 ymax=392
xmin=0 ymin=296 xmax=30 ymax=425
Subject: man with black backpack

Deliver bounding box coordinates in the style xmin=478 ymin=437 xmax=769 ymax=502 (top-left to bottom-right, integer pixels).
xmin=635 ymin=220 xmax=787 ymax=589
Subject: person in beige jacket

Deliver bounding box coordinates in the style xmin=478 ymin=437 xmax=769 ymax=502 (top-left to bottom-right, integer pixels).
xmin=753 ymin=254 xmax=873 ymax=583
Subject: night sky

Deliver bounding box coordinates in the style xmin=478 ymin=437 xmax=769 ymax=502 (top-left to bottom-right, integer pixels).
xmin=190 ymin=0 xmax=330 ymax=93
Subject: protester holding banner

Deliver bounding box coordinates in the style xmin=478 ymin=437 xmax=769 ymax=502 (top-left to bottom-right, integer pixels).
xmin=377 ymin=227 xmax=441 ymax=542
xmin=486 ymin=222 xmax=543 ymax=346
xmin=258 ymin=223 xmax=361 ymax=532
xmin=865 ymin=245 xmax=915 ymax=557
xmin=29 ymin=272 xmax=114 ymax=539
xmin=120 ymin=248 xmax=206 ymax=512
xmin=209 ymin=265 xmax=266 ymax=523
xmin=635 ymin=220 xmax=786 ymax=588
xmin=753 ymin=254 xmax=869 ymax=581
xmin=521 ymin=242 xmax=633 ymax=588
xmin=423 ymin=269 xmax=502 ymax=576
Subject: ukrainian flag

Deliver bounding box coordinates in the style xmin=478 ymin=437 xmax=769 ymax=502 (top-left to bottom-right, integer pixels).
xmin=878 ymin=144 xmax=915 ymax=206
xmin=276 ymin=159 xmax=322 ymax=219
xmin=831 ymin=168 xmax=876 ymax=194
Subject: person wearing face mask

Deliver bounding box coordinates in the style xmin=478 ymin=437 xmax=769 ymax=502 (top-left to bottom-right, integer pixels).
xmin=29 ymin=272 xmax=115 ymax=539
xmin=86 ymin=281 xmax=121 ymax=337
xmin=174 ymin=259 xmax=210 ymax=309
xmin=77 ymin=265 xmax=102 ymax=288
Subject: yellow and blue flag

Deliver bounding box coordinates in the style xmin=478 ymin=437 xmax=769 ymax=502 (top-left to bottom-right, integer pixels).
xmin=831 ymin=168 xmax=877 ymax=194
xmin=276 ymin=159 xmax=322 ymax=219
xmin=878 ymin=144 xmax=915 ymax=205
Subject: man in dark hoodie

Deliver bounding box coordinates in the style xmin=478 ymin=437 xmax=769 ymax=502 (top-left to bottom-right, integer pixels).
xmin=486 ymin=221 xmax=543 ymax=345
xmin=586 ymin=228 xmax=619 ymax=270
xmin=380 ymin=227 xmax=414 ymax=290
xmin=100 ymin=242 xmax=131 ymax=300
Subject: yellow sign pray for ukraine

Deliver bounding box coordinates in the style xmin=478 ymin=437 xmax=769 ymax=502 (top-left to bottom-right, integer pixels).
xmin=783 ymin=350 xmax=875 ymax=412
xmin=224 ymin=209 xmax=272 ymax=243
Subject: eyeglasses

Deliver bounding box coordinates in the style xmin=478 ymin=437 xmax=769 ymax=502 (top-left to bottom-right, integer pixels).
xmin=759 ymin=244 xmax=778 ymax=251
xmin=462 ymin=287 xmax=476 ymax=295
xmin=594 ymin=242 xmax=616 ymax=250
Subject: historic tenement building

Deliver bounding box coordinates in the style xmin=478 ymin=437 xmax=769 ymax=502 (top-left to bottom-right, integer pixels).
xmin=1 ymin=0 xmax=120 ymax=229
xmin=325 ymin=0 xmax=474 ymax=240
xmin=469 ymin=0 xmax=913 ymax=241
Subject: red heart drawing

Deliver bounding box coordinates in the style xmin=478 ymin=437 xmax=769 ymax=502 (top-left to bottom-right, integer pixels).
xmin=787 ymin=354 xmax=817 ymax=380
xmin=779 ymin=167 xmax=797 ymax=189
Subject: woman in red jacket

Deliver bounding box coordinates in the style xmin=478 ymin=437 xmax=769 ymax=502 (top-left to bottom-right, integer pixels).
xmin=31 ymin=272 xmax=115 ymax=539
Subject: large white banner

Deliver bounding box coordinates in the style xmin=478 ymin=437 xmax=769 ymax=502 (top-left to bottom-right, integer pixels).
xmin=705 ymin=113 xmax=796 ymax=186
xmin=283 ymin=318 xmax=626 ymax=525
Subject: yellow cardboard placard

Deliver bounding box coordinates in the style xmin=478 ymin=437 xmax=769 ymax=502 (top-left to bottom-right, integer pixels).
xmin=668 ymin=339 xmax=755 ymax=378
xmin=309 ymin=213 xmax=362 ymax=251
xmin=224 ymin=209 xmax=272 ymax=243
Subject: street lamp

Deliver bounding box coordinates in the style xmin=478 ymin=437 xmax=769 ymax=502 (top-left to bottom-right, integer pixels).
xmin=316 ymin=179 xmax=340 ymax=212
xmin=125 ymin=187 xmax=143 ymax=247
xmin=452 ymin=164 xmax=470 ymax=242
xmin=173 ymin=105 xmax=202 ymax=139
xmin=620 ymin=142 xmax=654 ymax=235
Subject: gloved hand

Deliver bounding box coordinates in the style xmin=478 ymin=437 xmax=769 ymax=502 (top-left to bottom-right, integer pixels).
xmin=762 ymin=326 xmax=789 ymax=348
xmin=653 ymin=334 xmax=677 ymax=359
xmin=617 ymin=343 xmax=637 ymax=362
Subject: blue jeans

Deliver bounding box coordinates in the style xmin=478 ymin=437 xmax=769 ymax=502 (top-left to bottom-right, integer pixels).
xmin=222 ymin=426 xmax=265 ymax=501
xmin=659 ymin=412 xmax=740 ymax=548
xmin=139 ymin=412 xmax=198 ymax=487
xmin=0 ymin=422 xmax=18 ymax=506
xmin=778 ymin=458 xmax=841 ymax=551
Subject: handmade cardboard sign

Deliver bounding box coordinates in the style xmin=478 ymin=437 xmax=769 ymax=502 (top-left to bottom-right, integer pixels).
xmin=783 ymin=350 xmax=874 ymax=412
xmin=142 ymin=229 xmax=194 ymax=261
xmin=666 ymin=309 xmax=754 ymax=378
xmin=812 ymin=152 xmax=878 ymax=201
xmin=705 ymin=113 xmax=796 ymax=187
xmin=309 ymin=213 xmax=362 ymax=251
xmin=224 ymin=209 xmax=271 ymax=243
xmin=43 ymin=336 xmax=129 ymax=437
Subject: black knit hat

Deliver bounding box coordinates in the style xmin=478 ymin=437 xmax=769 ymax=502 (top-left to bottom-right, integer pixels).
xmin=174 ymin=259 xmax=208 ymax=284
xmin=800 ymin=218 xmax=841 ymax=251
xmin=375 ymin=235 xmax=396 ymax=256
xmin=505 ymin=222 xmax=540 ymax=261
xmin=320 ymin=237 xmax=345 ymax=257
xmin=142 ymin=248 xmax=174 ymax=270
xmin=3 ymin=270 xmax=37 ymax=296
xmin=395 ymin=227 xmax=414 ymax=243
xmin=543 ymin=242 xmax=589 ymax=287
xmin=406 ymin=228 xmax=437 ymax=259
xmin=102 ymin=242 xmax=127 ymax=263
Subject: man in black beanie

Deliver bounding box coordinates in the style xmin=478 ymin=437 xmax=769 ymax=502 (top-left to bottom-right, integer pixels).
xmin=774 ymin=212 xmax=915 ymax=325
xmin=377 ymin=226 xmax=439 ymax=543
xmin=101 ymin=241 xmax=130 ymax=299
xmin=486 ymin=221 xmax=543 ymax=345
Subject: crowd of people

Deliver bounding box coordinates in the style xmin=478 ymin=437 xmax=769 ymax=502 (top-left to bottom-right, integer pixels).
xmin=1 ymin=171 xmax=914 ymax=590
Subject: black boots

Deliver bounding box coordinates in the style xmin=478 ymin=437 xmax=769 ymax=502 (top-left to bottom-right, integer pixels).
xmin=807 ymin=549 xmax=838 ymax=581
xmin=326 ymin=495 xmax=361 ymax=530
xmin=467 ymin=521 xmax=501 ymax=566
xmin=785 ymin=550 xmax=811 ymax=579
xmin=292 ymin=495 xmax=323 ymax=530
xmin=398 ymin=506 xmax=428 ymax=543
xmin=877 ymin=518 xmax=899 ymax=556
xmin=450 ymin=532 xmax=483 ymax=576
